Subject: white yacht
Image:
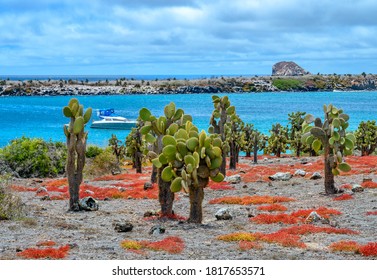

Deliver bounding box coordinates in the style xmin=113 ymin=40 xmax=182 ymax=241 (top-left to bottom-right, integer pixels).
xmin=90 ymin=109 xmax=137 ymax=130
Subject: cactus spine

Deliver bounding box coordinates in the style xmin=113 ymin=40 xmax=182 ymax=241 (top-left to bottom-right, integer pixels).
xmin=209 ymin=95 xmax=234 ymax=175
xmin=139 ymin=102 xmax=191 ymax=216
xmin=155 ymin=121 xmax=224 ymax=223
xmin=63 ymin=98 xmax=92 ymax=211
xmin=302 ymin=104 xmax=355 ymax=194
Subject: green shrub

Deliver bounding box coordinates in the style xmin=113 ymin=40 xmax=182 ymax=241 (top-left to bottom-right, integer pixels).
xmin=84 ymin=147 xmax=118 ymax=178
xmin=272 ymin=79 xmax=303 ymax=91
xmin=0 ymin=137 xmax=67 ymax=178
xmin=86 ymin=145 xmax=103 ymax=158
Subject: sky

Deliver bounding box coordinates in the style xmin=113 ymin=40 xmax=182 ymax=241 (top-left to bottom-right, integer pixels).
xmin=0 ymin=0 xmax=377 ymax=76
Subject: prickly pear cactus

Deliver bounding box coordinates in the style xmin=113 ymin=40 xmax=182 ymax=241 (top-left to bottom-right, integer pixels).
xmin=209 ymin=95 xmax=235 ymax=175
xmin=109 ymin=134 xmax=125 ymax=172
xmin=225 ymin=113 xmax=243 ymax=170
xmin=265 ymin=123 xmax=289 ymax=157
xmin=354 ymin=120 xmax=377 ymax=156
xmin=152 ymin=121 xmax=224 ymax=223
xmin=288 ymin=111 xmax=307 ymax=157
xmin=139 ymin=102 xmax=192 ymax=216
xmin=63 ymin=98 xmax=92 ymax=211
xmin=125 ymin=121 xmax=144 ymax=173
xmin=241 ymin=125 xmax=267 ymax=164
xmin=302 ymin=104 xmax=355 ymax=194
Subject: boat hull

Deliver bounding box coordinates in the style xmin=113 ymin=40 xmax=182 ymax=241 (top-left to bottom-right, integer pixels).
xmin=90 ymin=121 xmax=136 ymax=130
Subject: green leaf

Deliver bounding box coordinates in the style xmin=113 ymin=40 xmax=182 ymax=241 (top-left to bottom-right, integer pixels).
xmin=338 ymin=162 xmax=351 ymax=172
xmin=172 ymin=108 xmax=184 ymax=121
xmin=211 ymin=172 xmax=224 ymax=182
xmin=162 ymin=135 xmax=177 ymax=147
xmin=162 ymin=145 xmax=177 ymax=157
xmin=73 ymin=116 xmax=84 ymax=134
xmin=332 ymin=118 xmax=340 ymax=128
xmin=145 ymin=133 xmax=156 ymax=143
xmin=63 ymin=106 xmax=73 ymax=118
xmin=186 ymin=137 xmax=199 ymax=151
xmin=332 ymin=168 xmax=340 ymax=176
xmin=170 ymin=177 xmax=183 ymax=192
xmin=345 ymin=138 xmax=354 ymax=150
xmin=161 ymin=166 xmax=174 ymax=182
xmin=226 ymin=106 xmax=235 ymax=115
xmin=83 ymin=107 xmax=92 ymax=123
xmin=140 ymin=125 xmax=152 ymax=135
xmin=152 ymin=158 xmax=162 ymax=168
xmin=164 ymin=102 xmax=176 ymax=119
xmin=139 ymin=108 xmax=152 ymax=121
xmin=158 ymin=154 xmax=168 ymax=165
xmin=304 ymin=114 xmax=315 ymax=124
xmin=312 ymin=139 xmax=322 ymax=152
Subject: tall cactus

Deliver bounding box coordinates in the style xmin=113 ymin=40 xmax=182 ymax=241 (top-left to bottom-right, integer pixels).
xmin=226 ymin=114 xmax=243 ymax=170
xmin=154 ymin=121 xmax=224 ymax=223
xmin=265 ymin=123 xmax=288 ymax=157
xmin=240 ymin=124 xmax=267 ymax=163
xmin=63 ymin=98 xmax=92 ymax=211
xmin=139 ymin=102 xmax=191 ymax=216
xmin=354 ymin=120 xmax=377 ymax=156
xmin=109 ymin=134 xmax=125 ymax=173
xmin=125 ymin=121 xmax=144 ymax=173
xmin=288 ymin=111 xmax=306 ymax=157
xmin=209 ymin=95 xmax=234 ymax=175
xmin=302 ymin=104 xmax=355 ymax=194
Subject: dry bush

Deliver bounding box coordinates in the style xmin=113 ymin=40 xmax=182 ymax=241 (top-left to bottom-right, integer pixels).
xmin=0 ymin=175 xmax=24 ymax=220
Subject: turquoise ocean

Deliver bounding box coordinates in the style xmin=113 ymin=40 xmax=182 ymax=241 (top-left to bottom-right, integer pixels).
xmin=1 ymin=91 xmax=377 ymax=148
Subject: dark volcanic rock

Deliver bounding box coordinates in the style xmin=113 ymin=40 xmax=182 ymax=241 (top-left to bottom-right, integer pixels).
xmin=272 ymin=61 xmax=310 ymax=76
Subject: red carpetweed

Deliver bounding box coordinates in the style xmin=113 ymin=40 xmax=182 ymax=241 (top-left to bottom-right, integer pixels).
xmin=291 ymin=207 xmax=342 ymax=219
xmin=359 ymin=242 xmax=377 ymax=256
xmin=366 ymin=211 xmax=377 ymax=216
xmin=209 ymin=195 xmax=295 ymax=205
xmin=329 ymin=240 xmax=361 ymax=253
xmin=276 ymin=224 xmax=359 ymax=236
xmin=36 ymin=240 xmax=56 ymax=247
xmin=43 ymin=178 xmax=68 ymax=188
xmin=217 ymin=232 xmax=261 ymax=242
xmin=361 ymin=181 xmax=377 ymax=188
xmin=257 ymin=204 xmax=288 ymax=212
xmin=239 ymin=241 xmax=262 ymax=251
xmin=251 ymin=213 xmax=299 ymax=224
xmin=260 ymin=232 xmax=306 ymax=248
xmin=339 ymin=184 xmax=353 ymax=190
xmin=333 ymin=194 xmax=354 ymax=201
xmin=11 ymin=185 xmax=37 ymax=192
xmin=208 ymin=182 xmax=234 ymax=190
xmin=17 ymin=245 xmax=70 ymax=259
xmin=120 ymin=237 xmax=184 ymax=254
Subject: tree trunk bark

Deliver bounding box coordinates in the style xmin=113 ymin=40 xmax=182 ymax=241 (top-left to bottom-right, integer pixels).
xmin=135 ymin=152 xmax=142 ymax=173
xmin=229 ymin=142 xmax=236 ymax=170
xmin=324 ymin=145 xmax=337 ymax=194
xmin=276 ymin=148 xmax=281 ymax=158
xmin=151 ymin=165 xmax=157 ymax=183
xmin=253 ymin=142 xmax=258 ymax=164
xmin=188 ymin=177 xmax=207 ymax=223
xmin=246 ymin=151 xmax=251 ymax=157
xmin=157 ymin=166 xmax=174 ymax=216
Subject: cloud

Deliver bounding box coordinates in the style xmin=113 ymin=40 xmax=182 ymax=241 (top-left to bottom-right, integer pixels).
xmin=0 ymin=0 xmax=376 ymax=75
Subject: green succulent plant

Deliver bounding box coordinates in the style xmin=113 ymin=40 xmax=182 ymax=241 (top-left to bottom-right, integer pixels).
xmin=139 ymin=102 xmax=192 ymax=216
xmin=153 ymin=121 xmax=224 ymax=223
xmin=63 ymin=98 xmax=92 ymax=211
xmin=265 ymin=123 xmax=289 ymax=157
xmin=125 ymin=121 xmax=145 ymax=173
xmin=354 ymin=120 xmax=377 ymax=156
xmin=108 ymin=134 xmax=126 ymax=173
xmin=302 ymin=104 xmax=355 ymax=194
xmin=225 ymin=114 xmax=243 ymax=170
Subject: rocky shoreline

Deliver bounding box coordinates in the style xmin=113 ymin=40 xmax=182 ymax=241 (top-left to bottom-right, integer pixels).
xmin=1 ymin=74 xmax=376 ymax=96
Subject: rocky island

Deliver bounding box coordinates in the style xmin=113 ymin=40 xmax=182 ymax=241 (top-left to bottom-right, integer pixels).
xmin=1 ymin=62 xmax=376 ymax=96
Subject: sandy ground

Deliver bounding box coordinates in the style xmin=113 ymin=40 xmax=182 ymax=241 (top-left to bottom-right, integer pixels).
xmin=1 ymin=156 xmax=376 ymax=260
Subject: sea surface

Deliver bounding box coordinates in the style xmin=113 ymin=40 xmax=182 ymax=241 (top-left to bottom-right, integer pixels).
xmin=1 ymin=91 xmax=377 ymax=148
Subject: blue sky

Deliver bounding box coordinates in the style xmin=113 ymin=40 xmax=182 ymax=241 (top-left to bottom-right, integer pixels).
xmin=0 ymin=0 xmax=376 ymax=75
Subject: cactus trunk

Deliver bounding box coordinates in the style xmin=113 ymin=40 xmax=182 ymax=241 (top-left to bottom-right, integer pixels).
xmin=324 ymin=144 xmax=337 ymax=194
xmin=158 ymin=165 xmax=175 ymax=216
xmin=253 ymin=140 xmax=258 ymax=164
xmin=151 ymin=165 xmax=157 ymax=183
xmin=246 ymin=151 xmax=251 ymax=157
xmin=135 ymin=151 xmax=142 ymax=173
xmin=229 ymin=141 xmax=237 ymax=170
xmin=188 ymin=177 xmax=207 ymax=223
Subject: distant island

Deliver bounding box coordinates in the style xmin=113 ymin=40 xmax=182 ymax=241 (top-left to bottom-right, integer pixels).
xmin=1 ymin=62 xmax=376 ymax=96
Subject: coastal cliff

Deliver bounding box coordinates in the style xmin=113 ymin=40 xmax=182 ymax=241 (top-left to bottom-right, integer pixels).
xmin=0 ymin=74 xmax=376 ymax=96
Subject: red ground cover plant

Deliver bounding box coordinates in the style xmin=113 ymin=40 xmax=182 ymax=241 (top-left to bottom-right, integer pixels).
xmin=329 ymin=240 xmax=361 ymax=253
xmin=366 ymin=211 xmax=377 ymax=216
xmin=238 ymin=241 xmax=263 ymax=251
xmin=42 ymin=178 xmax=68 ymax=188
xmin=36 ymin=240 xmax=56 ymax=247
xmin=339 ymin=184 xmax=353 ymax=190
xmin=333 ymin=194 xmax=354 ymax=201
xmin=209 ymin=195 xmax=295 ymax=205
xmin=251 ymin=213 xmax=299 ymax=224
xmin=217 ymin=232 xmax=261 ymax=242
xmin=143 ymin=212 xmax=187 ymax=221
xmin=260 ymin=232 xmax=306 ymax=248
xmin=276 ymin=224 xmax=359 ymax=236
xmin=257 ymin=204 xmax=288 ymax=212
xmin=361 ymin=181 xmax=377 ymax=188
xmin=120 ymin=237 xmax=184 ymax=254
xmin=208 ymin=182 xmax=234 ymax=190
xmin=17 ymin=245 xmax=70 ymax=259
xmin=291 ymin=207 xmax=342 ymax=219
xmin=359 ymin=242 xmax=377 ymax=256
xmin=11 ymin=185 xmax=38 ymax=192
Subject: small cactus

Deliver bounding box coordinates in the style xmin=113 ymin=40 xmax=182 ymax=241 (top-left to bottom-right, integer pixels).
xmin=63 ymin=98 xmax=92 ymax=211
xmin=240 ymin=124 xmax=267 ymax=163
xmin=109 ymin=134 xmax=126 ymax=173
xmin=153 ymin=121 xmax=224 ymax=223
xmin=265 ymin=123 xmax=289 ymax=157
xmin=139 ymin=102 xmax=191 ymax=216
xmin=288 ymin=111 xmax=307 ymax=157
xmin=125 ymin=121 xmax=145 ymax=173
xmin=302 ymin=104 xmax=355 ymax=194
xmin=354 ymin=120 xmax=377 ymax=156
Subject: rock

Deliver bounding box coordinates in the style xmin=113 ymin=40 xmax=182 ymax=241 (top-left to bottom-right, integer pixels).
xmin=114 ymin=222 xmax=133 ymax=233
xmin=149 ymin=225 xmax=166 ymax=235
xmin=352 ymin=184 xmax=364 ymax=193
xmin=304 ymin=211 xmax=322 ymax=224
xmin=84 ymin=190 xmax=95 ymax=195
xmin=78 ymin=196 xmax=99 ymax=211
xmin=215 ymin=208 xmax=233 ymax=220
xmin=294 ymin=169 xmax=306 ymax=177
xmin=118 ymin=187 xmax=126 ymax=192
xmin=144 ymin=182 xmax=153 ymax=190
xmin=36 ymin=187 xmax=48 ymax=194
xmin=143 ymin=210 xmax=159 ymax=217
xmin=363 ymin=178 xmax=372 ymax=183
xmin=111 ymin=169 xmax=121 ymax=175
xmin=268 ymin=172 xmax=292 ymax=181
xmin=272 ymin=61 xmax=310 ymax=76
xmin=225 ymin=175 xmax=242 ymax=184
xmin=310 ymin=172 xmax=322 ymax=180
xmin=40 ymin=195 xmax=51 ymax=201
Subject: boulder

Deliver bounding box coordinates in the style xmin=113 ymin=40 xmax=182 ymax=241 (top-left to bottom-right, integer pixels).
xmin=310 ymin=172 xmax=322 ymax=180
xmin=352 ymin=184 xmax=364 ymax=193
xmin=294 ymin=169 xmax=306 ymax=177
xmin=78 ymin=196 xmax=99 ymax=211
xmin=304 ymin=211 xmax=322 ymax=224
xmin=114 ymin=222 xmax=133 ymax=233
xmin=144 ymin=182 xmax=153 ymax=190
xmin=225 ymin=175 xmax=242 ymax=184
xmin=268 ymin=172 xmax=292 ymax=181
xmin=215 ymin=208 xmax=233 ymax=220
xmin=149 ymin=225 xmax=166 ymax=235
xmin=272 ymin=61 xmax=310 ymax=76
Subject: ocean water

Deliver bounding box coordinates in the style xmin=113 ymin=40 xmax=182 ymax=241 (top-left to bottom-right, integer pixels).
xmin=0 ymin=91 xmax=377 ymax=148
